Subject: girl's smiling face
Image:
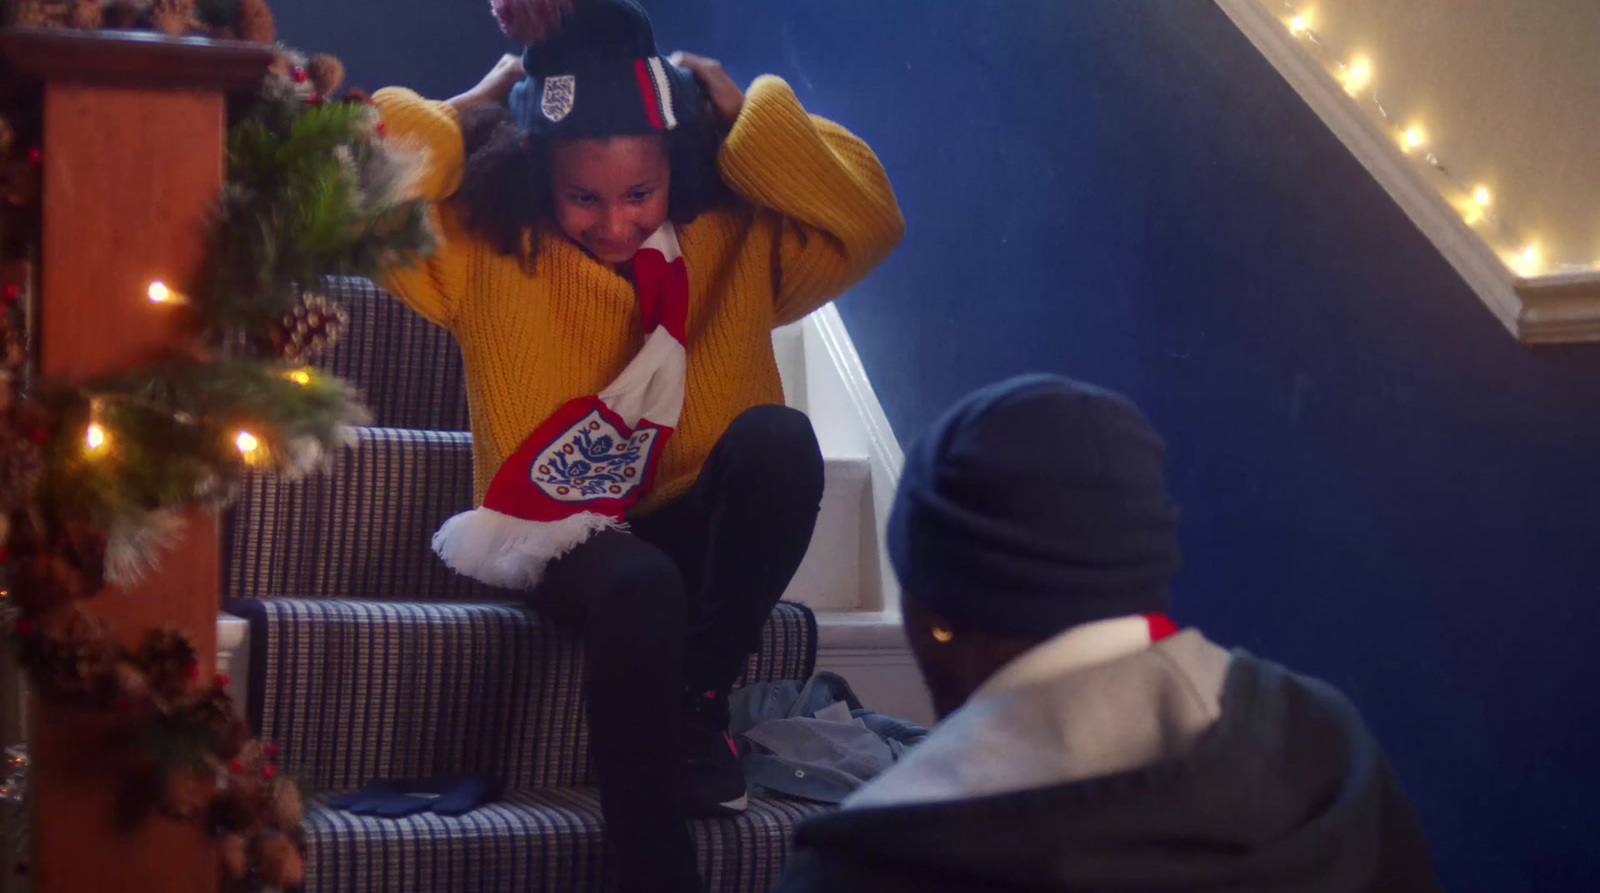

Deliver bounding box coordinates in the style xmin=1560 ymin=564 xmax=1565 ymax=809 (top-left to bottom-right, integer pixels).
xmin=550 ymin=134 xmax=672 ymax=264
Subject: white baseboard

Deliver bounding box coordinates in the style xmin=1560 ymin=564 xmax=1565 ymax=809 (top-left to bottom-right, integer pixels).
xmin=814 ymin=612 xmax=932 ymax=727
xmin=802 ymin=305 xmax=904 ymax=613
xmin=218 ymin=613 xmax=249 ymax=713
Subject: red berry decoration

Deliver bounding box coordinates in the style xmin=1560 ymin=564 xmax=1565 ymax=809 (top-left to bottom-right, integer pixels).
xmin=0 ymin=547 xmax=9 ymax=563
xmin=2 ymin=284 xmax=19 ymax=303
xmin=264 ymin=742 xmax=281 ymax=759
xmin=25 ymin=147 xmax=40 ymax=165
xmin=375 ymin=122 xmax=388 ymax=138
xmin=262 ymin=764 xmax=278 ymax=780
xmin=27 ymin=427 xmax=46 ymax=444
xmin=186 ymin=661 xmax=201 ymax=680
xmin=215 ymin=673 xmax=231 ymax=689
xmin=292 ymin=67 xmax=308 ymax=84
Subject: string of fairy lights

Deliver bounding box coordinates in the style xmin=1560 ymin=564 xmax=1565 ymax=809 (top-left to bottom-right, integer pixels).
xmin=73 ymin=279 xmax=318 ymax=463
xmin=1273 ymin=1 xmax=1595 ymax=278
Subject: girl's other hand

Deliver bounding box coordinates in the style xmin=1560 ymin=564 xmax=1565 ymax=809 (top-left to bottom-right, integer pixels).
xmin=450 ymin=54 xmax=527 ymax=113
xmin=669 ymin=51 xmax=745 ymax=130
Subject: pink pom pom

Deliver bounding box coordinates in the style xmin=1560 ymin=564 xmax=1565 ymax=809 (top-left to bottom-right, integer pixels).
xmin=491 ymin=0 xmax=572 ymax=44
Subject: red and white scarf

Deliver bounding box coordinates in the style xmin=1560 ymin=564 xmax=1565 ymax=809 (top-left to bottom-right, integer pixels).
xmin=433 ymin=223 xmax=688 ymax=589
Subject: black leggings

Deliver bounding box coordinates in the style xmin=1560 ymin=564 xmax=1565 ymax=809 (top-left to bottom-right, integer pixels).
xmin=529 ymin=405 xmax=825 ymax=892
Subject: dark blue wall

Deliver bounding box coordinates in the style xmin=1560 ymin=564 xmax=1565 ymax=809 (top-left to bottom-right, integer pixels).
xmin=278 ymin=2 xmax=1600 ymax=888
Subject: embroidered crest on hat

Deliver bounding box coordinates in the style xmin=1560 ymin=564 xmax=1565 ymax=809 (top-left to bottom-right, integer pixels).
xmin=541 ymin=74 xmax=577 ymax=122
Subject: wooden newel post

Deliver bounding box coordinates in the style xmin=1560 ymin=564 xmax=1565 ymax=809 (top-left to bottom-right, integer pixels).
xmin=0 ymin=29 xmax=272 ymax=893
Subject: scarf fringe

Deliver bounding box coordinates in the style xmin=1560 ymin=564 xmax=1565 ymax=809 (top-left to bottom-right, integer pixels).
xmin=432 ymin=507 xmax=624 ymax=590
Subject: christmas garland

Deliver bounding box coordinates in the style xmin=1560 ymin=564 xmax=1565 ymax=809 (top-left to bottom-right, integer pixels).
xmin=0 ymin=4 xmax=435 ymax=889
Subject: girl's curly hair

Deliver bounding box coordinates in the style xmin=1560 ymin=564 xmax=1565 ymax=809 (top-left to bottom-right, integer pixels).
xmin=452 ymin=103 xmax=729 ymax=267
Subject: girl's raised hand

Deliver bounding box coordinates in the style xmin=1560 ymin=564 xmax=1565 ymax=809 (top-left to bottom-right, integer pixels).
xmin=450 ymin=54 xmax=527 ymax=113
xmin=669 ymin=51 xmax=745 ymax=130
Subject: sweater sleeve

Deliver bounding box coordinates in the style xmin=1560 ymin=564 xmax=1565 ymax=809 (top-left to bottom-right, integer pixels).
xmin=717 ymin=76 xmax=905 ymax=326
xmin=370 ymin=87 xmax=468 ymax=327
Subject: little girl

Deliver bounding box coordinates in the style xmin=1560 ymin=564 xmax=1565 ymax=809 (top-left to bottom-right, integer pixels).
xmin=371 ymin=0 xmax=903 ymax=890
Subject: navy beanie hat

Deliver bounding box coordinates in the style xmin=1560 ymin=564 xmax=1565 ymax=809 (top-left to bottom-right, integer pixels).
xmin=888 ymin=375 xmax=1182 ymax=639
xmin=507 ymin=0 xmax=705 ymax=139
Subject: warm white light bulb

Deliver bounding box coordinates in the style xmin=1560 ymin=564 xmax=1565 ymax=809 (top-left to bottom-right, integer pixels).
xmin=1289 ymin=14 xmax=1309 ymax=34
xmin=86 ymin=423 xmax=106 ymax=451
xmin=1402 ymin=127 xmax=1426 ymax=152
xmin=1473 ymin=186 xmax=1493 ymax=208
xmin=1517 ymin=244 xmax=1542 ymax=276
xmin=236 ymin=431 xmax=260 ymax=455
xmin=148 ymin=281 xmax=171 ymax=303
xmin=287 ymin=369 xmax=312 ymax=386
xmin=1344 ymin=57 xmax=1373 ymax=93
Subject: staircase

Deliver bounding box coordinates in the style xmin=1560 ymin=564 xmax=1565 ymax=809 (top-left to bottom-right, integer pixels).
xmin=222 ymin=276 xmax=838 ymax=892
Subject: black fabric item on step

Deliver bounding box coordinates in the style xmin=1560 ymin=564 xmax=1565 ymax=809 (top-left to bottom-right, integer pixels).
xmin=329 ymin=773 xmax=504 ymax=818
xmin=528 ymin=404 xmax=824 ymax=893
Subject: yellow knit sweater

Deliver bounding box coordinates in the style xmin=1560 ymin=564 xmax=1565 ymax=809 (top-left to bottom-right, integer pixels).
xmin=372 ymin=78 xmax=904 ymax=512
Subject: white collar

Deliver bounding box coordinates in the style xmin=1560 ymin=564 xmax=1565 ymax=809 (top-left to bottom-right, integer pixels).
xmin=975 ymin=614 xmax=1158 ymax=697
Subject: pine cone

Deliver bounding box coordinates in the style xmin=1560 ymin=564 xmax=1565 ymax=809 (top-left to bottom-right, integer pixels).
xmin=20 ymin=611 xmax=116 ymax=700
xmin=68 ymin=0 xmax=103 ymax=29
xmin=1 ymin=319 xmax=26 ymax=372
xmin=270 ymin=777 xmax=304 ymax=828
xmin=136 ymin=627 xmax=199 ymax=699
xmin=210 ymin=777 xmax=265 ymax=835
xmin=271 ymin=291 xmax=349 ymax=363
xmin=306 ymin=53 xmax=345 ymax=99
xmin=11 ymin=0 xmax=73 ymax=28
xmin=216 ymin=715 xmax=253 ymax=760
xmin=193 ymin=687 xmax=233 ymax=731
xmin=218 ymin=832 xmax=248 ymax=880
xmin=251 ymin=833 xmax=304 ymax=889
xmin=162 ymin=765 xmax=214 ymax=819
xmin=112 ymin=660 xmax=150 ymax=701
xmin=233 ymin=0 xmax=273 ymax=43
xmin=8 ymin=514 xmax=104 ymax=612
xmin=150 ymin=0 xmax=197 ymax=36
xmin=0 ymin=158 xmax=40 ymax=208
xmin=0 ymin=424 xmax=44 ymax=513
xmin=104 ymin=0 xmax=141 ymax=28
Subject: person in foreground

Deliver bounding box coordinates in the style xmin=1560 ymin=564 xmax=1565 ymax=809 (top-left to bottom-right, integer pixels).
xmin=772 ymin=374 xmax=1440 ymax=893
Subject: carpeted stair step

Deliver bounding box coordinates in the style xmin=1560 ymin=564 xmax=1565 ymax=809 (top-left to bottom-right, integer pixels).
xmin=226 ymin=425 xmax=875 ymax=608
xmin=225 ymin=426 xmax=496 ymax=603
xmin=229 ymin=597 xmax=817 ymax=791
xmin=316 ymin=276 xmax=470 ymax=433
xmin=303 ymin=788 xmax=829 ymax=893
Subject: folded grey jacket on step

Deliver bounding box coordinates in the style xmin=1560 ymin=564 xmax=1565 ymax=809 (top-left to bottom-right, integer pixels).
xmin=729 ymin=672 xmax=928 ymax=803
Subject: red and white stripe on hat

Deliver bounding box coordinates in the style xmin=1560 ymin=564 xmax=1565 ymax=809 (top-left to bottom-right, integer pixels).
xmin=632 ymin=56 xmax=678 ymax=131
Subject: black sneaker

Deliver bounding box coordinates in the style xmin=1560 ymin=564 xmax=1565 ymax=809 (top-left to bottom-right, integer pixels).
xmin=677 ymin=689 xmax=748 ymax=816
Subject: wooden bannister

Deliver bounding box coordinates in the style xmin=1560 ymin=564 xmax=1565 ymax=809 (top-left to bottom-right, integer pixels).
xmin=0 ymin=28 xmax=273 ymax=893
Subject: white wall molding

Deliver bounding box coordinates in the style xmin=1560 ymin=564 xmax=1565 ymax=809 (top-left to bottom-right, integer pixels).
xmin=814 ymin=611 xmax=932 ymax=726
xmin=218 ymin=613 xmax=249 ymax=713
xmin=804 ymin=304 xmax=904 ymax=612
xmin=1214 ymin=0 xmax=1600 ymax=345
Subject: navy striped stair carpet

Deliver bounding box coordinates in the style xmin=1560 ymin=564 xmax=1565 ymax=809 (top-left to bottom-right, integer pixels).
xmin=223 ymin=276 xmax=828 ymax=893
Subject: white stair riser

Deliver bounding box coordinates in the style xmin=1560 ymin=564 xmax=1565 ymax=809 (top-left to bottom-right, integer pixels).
xmin=783 ymin=457 xmax=870 ymax=612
